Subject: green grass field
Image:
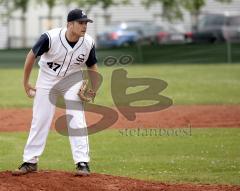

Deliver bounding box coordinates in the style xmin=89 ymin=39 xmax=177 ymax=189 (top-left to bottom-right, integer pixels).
xmin=0 ymin=62 xmax=239 ymax=185
xmin=0 ymin=128 xmax=239 ymax=184
xmin=0 ymin=64 xmax=240 ymax=108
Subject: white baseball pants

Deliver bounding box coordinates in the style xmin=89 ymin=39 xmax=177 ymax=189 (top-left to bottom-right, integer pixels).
xmin=23 ymin=83 xmax=89 ymax=164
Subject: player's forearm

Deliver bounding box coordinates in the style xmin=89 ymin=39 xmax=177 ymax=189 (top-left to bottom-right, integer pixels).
xmin=23 ymin=50 xmax=36 ymax=85
xmin=87 ymin=64 xmax=99 ymax=92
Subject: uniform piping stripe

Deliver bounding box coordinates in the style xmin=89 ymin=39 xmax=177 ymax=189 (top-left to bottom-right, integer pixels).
xmin=63 ymin=51 xmax=74 ymax=76
xmin=74 ymin=37 xmax=85 ymax=51
xmin=63 ymin=37 xmax=85 ymax=77
xmin=46 ymin=32 xmax=51 ymax=50
xmin=57 ymin=29 xmax=68 ymax=76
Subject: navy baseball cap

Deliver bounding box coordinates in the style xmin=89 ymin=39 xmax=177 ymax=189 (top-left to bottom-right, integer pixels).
xmin=67 ymin=9 xmax=93 ymax=23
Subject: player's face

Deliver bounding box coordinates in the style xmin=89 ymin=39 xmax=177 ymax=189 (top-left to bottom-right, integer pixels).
xmin=72 ymin=21 xmax=88 ymax=37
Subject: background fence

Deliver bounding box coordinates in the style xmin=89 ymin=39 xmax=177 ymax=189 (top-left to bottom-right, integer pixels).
xmin=1 ymin=43 xmax=240 ymax=68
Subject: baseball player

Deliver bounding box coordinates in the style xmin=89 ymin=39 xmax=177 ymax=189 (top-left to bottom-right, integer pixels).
xmin=12 ymin=9 xmax=98 ymax=176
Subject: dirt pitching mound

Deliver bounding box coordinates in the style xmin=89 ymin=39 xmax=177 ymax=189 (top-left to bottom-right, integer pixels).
xmin=0 ymin=171 xmax=239 ymax=191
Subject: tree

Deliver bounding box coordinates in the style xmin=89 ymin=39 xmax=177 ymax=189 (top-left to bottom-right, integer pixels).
xmin=0 ymin=0 xmax=30 ymax=47
xmin=180 ymin=0 xmax=205 ymax=30
xmin=142 ymin=0 xmax=232 ymax=25
xmin=38 ymin=0 xmax=58 ymax=29
xmin=98 ymin=0 xmax=130 ymax=24
xmin=99 ymin=0 xmax=128 ymax=9
xmin=142 ymin=0 xmax=183 ymax=22
xmin=62 ymin=0 xmax=99 ymax=14
xmin=72 ymin=0 xmax=98 ymax=14
xmin=64 ymin=0 xmax=130 ymax=24
xmin=14 ymin=0 xmax=31 ymax=47
xmin=181 ymin=0 xmax=232 ymax=30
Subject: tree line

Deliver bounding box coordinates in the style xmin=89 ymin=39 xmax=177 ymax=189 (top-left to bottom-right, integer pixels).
xmin=0 ymin=0 xmax=233 ymax=47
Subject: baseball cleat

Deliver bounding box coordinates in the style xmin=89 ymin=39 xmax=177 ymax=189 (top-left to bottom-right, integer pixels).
xmin=12 ymin=162 xmax=38 ymax=176
xmin=75 ymin=162 xmax=90 ymax=176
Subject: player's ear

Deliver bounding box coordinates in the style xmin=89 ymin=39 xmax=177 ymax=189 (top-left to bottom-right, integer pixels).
xmin=67 ymin=22 xmax=73 ymax=29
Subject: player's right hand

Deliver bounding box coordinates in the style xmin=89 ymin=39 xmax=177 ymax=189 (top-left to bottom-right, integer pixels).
xmin=24 ymin=83 xmax=36 ymax=98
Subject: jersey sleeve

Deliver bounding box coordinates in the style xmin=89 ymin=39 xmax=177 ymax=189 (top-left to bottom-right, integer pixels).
xmin=32 ymin=33 xmax=50 ymax=57
xmin=85 ymin=45 xmax=97 ymax=67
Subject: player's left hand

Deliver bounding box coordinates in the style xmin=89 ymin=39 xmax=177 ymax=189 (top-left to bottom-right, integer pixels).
xmin=78 ymin=80 xmax=96 ymax=103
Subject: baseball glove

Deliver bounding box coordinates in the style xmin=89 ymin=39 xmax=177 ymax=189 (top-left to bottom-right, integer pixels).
xmin=78 ymin=80 xmax=96 ymax=102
